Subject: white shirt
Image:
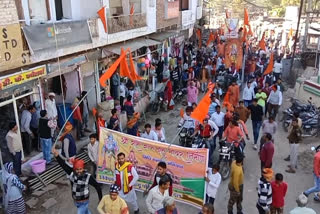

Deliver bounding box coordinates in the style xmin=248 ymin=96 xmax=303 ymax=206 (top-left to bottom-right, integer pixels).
xmin=242 ymin=85 xmax=255 ymax=101
xmin=141 ymin=130 xmax=158 ymax=141
xmin=267 ymin=90 xmax=283 ymax=105
xmin=45 ymin=98 xmax=58 ymax=119
xmin=273 ymin=62 xmax=282 ymax=74
xmin=87 ymin=141 xmax=99 ymax=163
xmin=208 ymin=120 xmax=219 ymax=137
xmin=206 ymin=171 xmax=221 ymax=198
xmin=119 ymin=84 xmax=126 ymax=97
xmin=114 ymin=166 xmax=139 ymax=202
xmin=146 ymin=185 xmax=169 ymax=213
xmin=20 ymin=110 xmax=32 ymax=134
xmin=289 ymin=207 xmax=316 ymax=214
xmin=211 ymin=112 xmax=225 ymax=127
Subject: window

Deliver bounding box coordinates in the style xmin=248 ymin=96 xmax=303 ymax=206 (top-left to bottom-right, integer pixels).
xmin=180 ymin=0 xmax=189 ymax=11
xmin=28 ymin=0 xmax=49 ymax=23
xmin=165 ymin=0 xmax=179 ymax=19
xmin=197 ymin=0 xmax=201 ymax=7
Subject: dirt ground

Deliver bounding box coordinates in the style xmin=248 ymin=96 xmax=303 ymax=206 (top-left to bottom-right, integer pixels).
xmin=26 ymin=90 xmax=320 ymax=214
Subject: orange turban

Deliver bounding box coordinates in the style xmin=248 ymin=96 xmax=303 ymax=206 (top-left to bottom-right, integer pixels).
xmin=73 ymin=159 xmax=85 ymax=170
xmin=263 ymin=168 xmax=274 ymax=181
xmin=59 ymin=122 xmax=73 ymax=141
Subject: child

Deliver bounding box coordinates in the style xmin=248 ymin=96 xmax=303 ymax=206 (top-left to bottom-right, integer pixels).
xmin=205 ymin=164 xmax=221 ymax=205
xmin=108 ymin=109 xmax=120 ymax=131
xmin=88 ymin=134 xmax=99 ymax=177
xmin=123 ymin=95 xmax=134 ymax=118
xmin=271 ymin=173 xmax=288 ymax=214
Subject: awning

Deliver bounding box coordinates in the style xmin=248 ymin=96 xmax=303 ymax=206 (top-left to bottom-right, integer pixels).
xmin=103 ymin=38 xmax=161 ymax=55
xmin=148 ymin=31 xmax=178 ymax=42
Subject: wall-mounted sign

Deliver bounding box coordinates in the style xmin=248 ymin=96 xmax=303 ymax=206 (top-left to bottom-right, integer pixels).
xmin=0 ymin=65 xmax=46 ymax=91
xmin=0 ymin=24 xmax=31 ymax=72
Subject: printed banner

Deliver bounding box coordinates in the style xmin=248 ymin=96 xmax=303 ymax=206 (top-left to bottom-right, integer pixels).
xmin=97 ymin=128 xmax=208 ymax=208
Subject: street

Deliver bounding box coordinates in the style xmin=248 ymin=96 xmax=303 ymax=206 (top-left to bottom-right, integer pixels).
xmin=26 ymin=90 xmax=320 ymax=214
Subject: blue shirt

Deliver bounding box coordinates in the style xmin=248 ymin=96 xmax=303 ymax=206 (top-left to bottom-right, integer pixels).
xmin=208 ymin=102 xmax=218 ymax=115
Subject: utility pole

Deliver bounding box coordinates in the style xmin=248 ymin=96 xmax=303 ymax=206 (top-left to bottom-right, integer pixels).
xmin=303 ymin=0 xmax=312 ymax=51
xmin=289 ymin=0 xmax=304 ymax=86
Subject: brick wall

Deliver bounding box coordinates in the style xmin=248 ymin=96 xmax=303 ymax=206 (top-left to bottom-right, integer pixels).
xmin=0 ymin=0 xmax=19 ymax=26
xmin=156 ymin=0 xmax=180 ymax=30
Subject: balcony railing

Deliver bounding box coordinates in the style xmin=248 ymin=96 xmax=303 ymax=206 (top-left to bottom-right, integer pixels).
xmin=88 ymin=18 xmax=99 ymax=38
xmin=107 ymin=13 xmax=147 ymax=34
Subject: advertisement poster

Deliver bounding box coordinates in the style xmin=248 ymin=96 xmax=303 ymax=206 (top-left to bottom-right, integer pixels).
xmin=96 ymin=128 xmax=208 ymax=208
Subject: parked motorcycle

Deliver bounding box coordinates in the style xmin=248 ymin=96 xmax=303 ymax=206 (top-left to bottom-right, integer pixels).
xmin=283 ymin=113 xmax=320 ymax=137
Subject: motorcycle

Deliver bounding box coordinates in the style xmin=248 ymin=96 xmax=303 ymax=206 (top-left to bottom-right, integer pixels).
xmin=179 ymin=127 xmax=195 ymax=148
xmin=173 ymin=88 xmax=187 ymax=103
xmin=149 ymin=80 xmax=169 ymax=114
xmin=219 ymin=140 xmax=245 ymax=180
xmin=192 ymin=136 xmax=209 ymax=148
xmin=283 ymin=114 xmax=320 ymax=137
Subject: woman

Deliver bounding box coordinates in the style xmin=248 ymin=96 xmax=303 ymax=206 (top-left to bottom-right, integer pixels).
xmin=127 ymin=112 xmax=140 ymax=136
xmin=2 ymin=162 xmax=26 ymax=214
xmin=187 ymin=81 xmax=198 ymax=106
xmin=156 ymin=196 xmax=179 ymax=214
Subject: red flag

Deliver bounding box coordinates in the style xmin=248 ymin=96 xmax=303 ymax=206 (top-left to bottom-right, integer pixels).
xmin=263 ymin=53 xmax=274 ymax=75
xmin=196 ymin=29 xmax=202 ymax=48
xmin=129 ymin=50 xmax=143 ymax=83
xmin=99 ymin=49 xmax=129 ymax=87
xmin=259 ymin=32 xmax=266 ymax=51
xmin=244 ymin=8 xmax=249 ymax=26
xmin=97 ymin=7 xmax=107 ymax=33
xmin=191 ymin=83 xmax=215 ymax=123
xmin=206 ymin=32 xmax=215 ymax=47
xmin=130 ymin=4 xmax=135 ymax=26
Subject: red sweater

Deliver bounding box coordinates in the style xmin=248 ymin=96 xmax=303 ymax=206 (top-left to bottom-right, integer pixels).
xmin=260 ymin=141 xmax=274 ymax=167
xmin=271 ymin=181 xmax=288 ymax=208
xmin=314 ymin=152 xmax=320 ymax=177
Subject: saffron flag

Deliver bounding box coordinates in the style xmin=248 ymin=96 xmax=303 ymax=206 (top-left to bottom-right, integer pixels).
xmin=130 ymin=4 xmax=135 ymax=26
xmin=191 ymin=83 xmax=215 ymax=123
xmin=129 ymin=50 xmax=143 ymax=83
xmin=97 ymin=7 xmax=107 ymax=33
xmin=206 ymin=32 xmax=215 ymax=47
xmin=263 ymin=53 xmax=274 ymax=75
xmin=244 ymin=8 xmax=249 ymax=26
xmin=99 ymin=49 xmax=129 ymax=87
xmin=259 ymin=32 xmax=266 ymax=51
xmin=196 ymin=29 xmax=202 ymax=49
xmin=119 ymin=49 xmax=131 ymax=78
xmin=222 ymin=90 xmax=230 ymax=108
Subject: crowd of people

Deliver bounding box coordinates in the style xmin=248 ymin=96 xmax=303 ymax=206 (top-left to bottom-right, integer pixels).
xmin=2 ymin=28 xmax=320 ymax=214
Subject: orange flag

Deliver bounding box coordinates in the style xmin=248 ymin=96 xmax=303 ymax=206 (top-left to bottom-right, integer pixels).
xmin=263 ymin=53 xmax=274 ymax=75
xmin=97 ymin=7 xmax=107 ymax=33
xmin=244 ymin=8 xmax=249 ymax=26
xmin=259 ymin=32 xmax=266 ymax=51
xmin=248 ymin=24 xmax=253 ymax=36
xmin=222 ymin=90 xmax=231 ymax=108
xmin=191 ymin=83 xmax=215 ymax=123
xmin=129 ymin=50 xmax=143 ymax=83
xmin=196 ymin=29 xmax=202 ymax=48
xmin=206 ymin=32 xmax=215 ymax=47
xmin=99 ymin=49 xmax=128 ymax=87
xmin=119 ymin=49 xmax=131 ymax=78
xmin=130 ymin=4 xmax=135 ymax=26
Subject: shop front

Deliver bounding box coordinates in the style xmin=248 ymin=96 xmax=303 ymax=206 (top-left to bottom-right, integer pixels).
xmin=0 ymin=65 xmax=47 ymax=162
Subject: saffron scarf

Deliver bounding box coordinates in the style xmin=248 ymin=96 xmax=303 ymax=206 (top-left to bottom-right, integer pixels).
xmin=116 ymin=162 xmax=132 ymax=193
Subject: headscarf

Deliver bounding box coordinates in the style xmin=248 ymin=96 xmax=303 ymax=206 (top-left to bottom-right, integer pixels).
xmin=263 ymin=168 xmax=274 ymax=181
xmin=127 ymin=112 xmax=140 ymax=129
xmin=59 ymin=122 xmax=73 ymax=141
xmin=110 ymin=184 xmax=120 ymax=193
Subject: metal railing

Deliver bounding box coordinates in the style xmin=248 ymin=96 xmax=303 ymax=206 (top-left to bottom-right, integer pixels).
xmin=107 ymin=13 xmax=147 ymax=34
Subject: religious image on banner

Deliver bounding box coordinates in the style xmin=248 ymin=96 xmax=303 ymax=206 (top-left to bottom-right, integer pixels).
xmin=224 ymin=38 xmax=243 ymax=70
xmin=225 ymin=18 xmax=239 ymax=38
xmin=97 ymin=128 xmax=209 ymax=208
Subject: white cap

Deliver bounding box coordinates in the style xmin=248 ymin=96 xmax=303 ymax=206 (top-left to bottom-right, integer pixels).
xmin=48 ymin=92 xmax=55 ymax=97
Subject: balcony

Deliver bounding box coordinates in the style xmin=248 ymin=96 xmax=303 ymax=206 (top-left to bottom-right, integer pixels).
xmin=107 ymin=13 xmax=147 ymax=34
xmin=88 ymin=18 xmax=99 ymax=38
xmin=181 ymin=10 xmax=195 ymax=30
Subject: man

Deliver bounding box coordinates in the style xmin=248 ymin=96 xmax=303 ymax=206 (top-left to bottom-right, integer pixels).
xmin=20 ymin=105 xmax=35 ymax=155
xmin=260 ymin=133 xmax=275 ymax=170
xmin=39 ymin=110 xmax=53 ymax=164
xmin=227 ymin=81 xmax=240 ymax=107
xmin=146 ymin=162 xmax=173 ymax=196
xmin=88 ymin=134 xmax=99 ymax=177
xmin=208 ymin=95 xmax=219 ymax=116
xmin=273 ymin=58 xmax=282 ymax=82
xmin=242 ymin=81 xmax=255 ymax=107
xmin=228 ymin=156 xmax=244 ymax=214
xmin=171 ymin=67 xmax=180 ymax=93
xmin=267 ymin=85 xmax=282 ymax=118
xmin=146 ymin=176 xmax=171 ymax=213
xmin=97 ymin=184 xmax=129 ymax=214
xmin=248 ymin=98 xmax=264 ymax=150
xmin=108 ymin=109 xmax=120 ymax=131
xmin=262 ymin=116 xmax=277 ymax=137
xmin=60 ymin=122 xmax=77 ymax=161
xmin=211 ymin=105 xmax=225 ymax=145
xmin=256 ymin=87 xmax=268 ymax=113
xmin=234 ymin=101 xmax=250 ymax=123
xmin=271 ymin=173 xmax=288 ymax=214
xmin=141 ymin=124 xmax=158 ymax=141
xmin=6 ymin=122 xmax=23 ymax=176
xmin=111 ymin=71 xmax=120 ymax=100
xmin=276 ymin=78 xmax=285 ymax=93
xmin=80 ymin=91 xmax=91 ymax=132
xmin=290 ymin=194 xmax=316 ymax=214
xmin=154 ymin=120 xmax=166 ymax=143
xmin=303 ymin=145 xmax=320 ymax=199
xmin=45 ymin=92 xmax=58 ymax=137
xmin=284 ymin=112 xmax=302 ymax=161
xmin=30 ymin=101 xmax=41 ymax=150
xmin=178 ymin=106 xmax=196 ymax=136
xmin=52 ymin=147 xmax=102 ymax=213
xmin=223 ymin=120 xmax=244 ymax=143
xmin=286 ymin=118 xmax=302 ymax=173
xmin=205 ymin=164 xmax=221 ymax=205
xmin=114 ymin=152 xmax=140 ymax=214
xmin=257 ymin=168 xmax=273 ymax=214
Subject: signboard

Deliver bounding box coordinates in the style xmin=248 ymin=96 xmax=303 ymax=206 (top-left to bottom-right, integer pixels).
xmin=0 ymin=65 xmax=46 ymax=91
xmin=23 ymin=20 xmax=92 ymax=54
xmin=97 ymin=128 xmax=208 ymax=208
xmin=224 ymin=38 xmax=243 ymax=70
xmin=225 ymin=18 xmax=239 ymax=39
xmin=0 ymin=24 xmax=31 ymax=72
